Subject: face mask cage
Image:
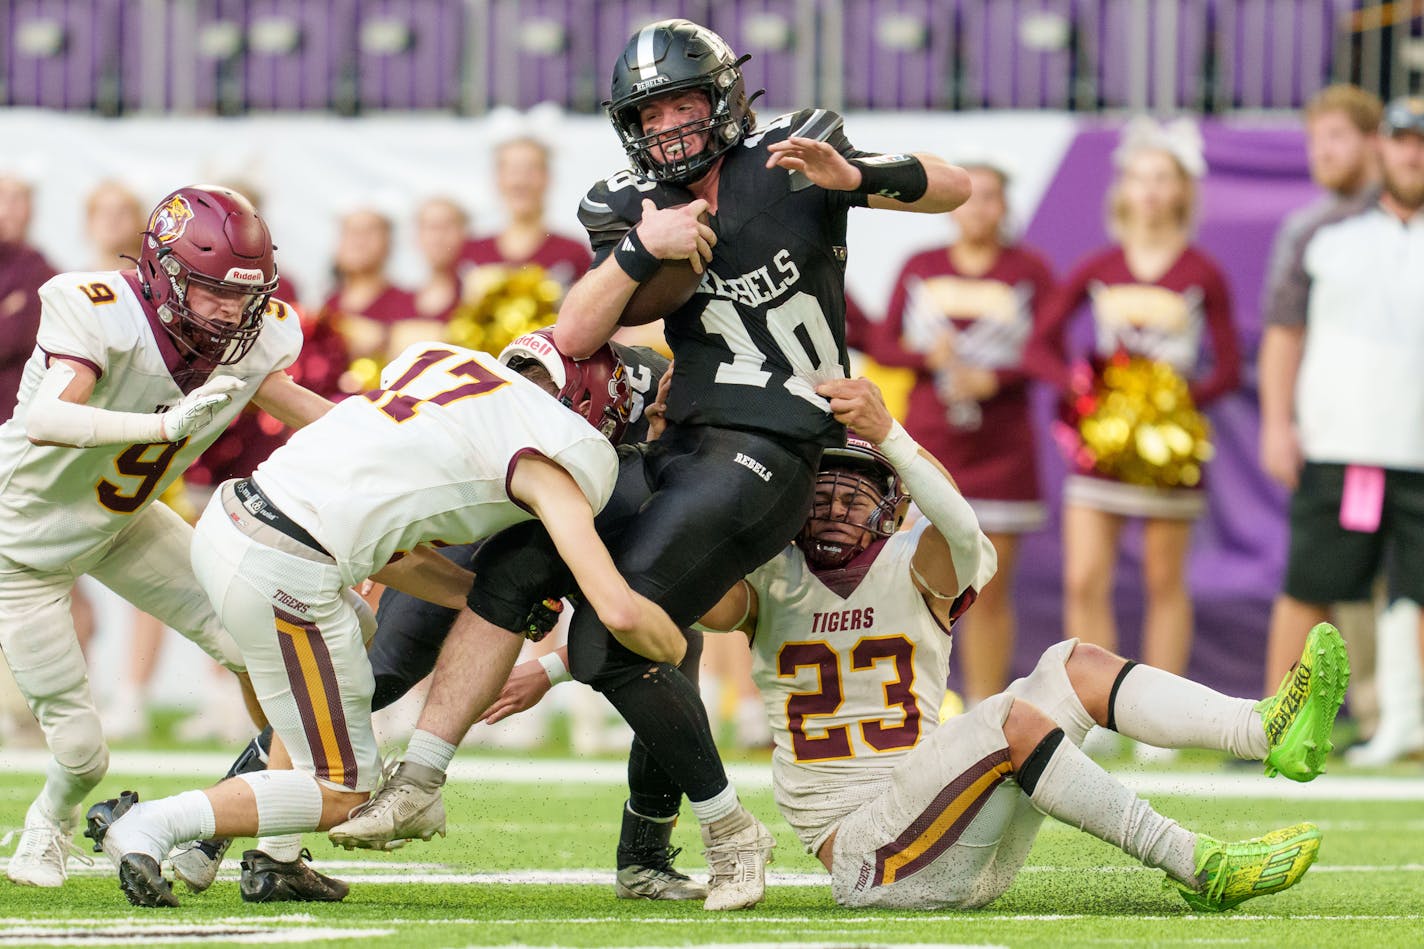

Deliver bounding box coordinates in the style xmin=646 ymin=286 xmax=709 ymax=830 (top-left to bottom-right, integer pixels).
xmin=610 ymin=64 xmax=747 ymax=184
xmin=796 ymin=468 xmax=902 ymax=570
xmin=155 ymin=249 xmax=273 ymax=365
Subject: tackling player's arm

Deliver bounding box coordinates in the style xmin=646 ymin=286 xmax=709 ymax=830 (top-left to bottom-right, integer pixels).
xmin=697 ymin=579 xmax=759 ymax=639
xmin=765 ymin=138 xmax=970 ymax=214
xmin=25 ymin=357 xmax=244 ymax=448
xmin=508 ymin=452 xmax=686 ymax=664
xmin=369 ymin=545 xmax=475 ymax=611
xmin=816 ymin=376 xmax=996 ymax=623
xmin=250 ymin=370 xmax=335 ymax=430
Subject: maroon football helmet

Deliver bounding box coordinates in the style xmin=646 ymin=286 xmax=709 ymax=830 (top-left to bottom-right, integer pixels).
xmin=797 ymin=433 xmax=909 ymax=570
xmin=498 ymin=329 xmax=633 ymax=444
xmin=136 ymin=185 xmax=278 ymax=365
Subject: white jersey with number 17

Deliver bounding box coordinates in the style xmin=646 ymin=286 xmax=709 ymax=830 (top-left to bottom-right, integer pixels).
xmin=252 ymin=343 xmax=619 ymax=588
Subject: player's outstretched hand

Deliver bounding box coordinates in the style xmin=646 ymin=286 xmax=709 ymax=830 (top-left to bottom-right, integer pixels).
xmin=644 ymin=361 xmax=674 ymax=441
xmin=815 ymin=377 xmax=894 ymax=443
xmin=765 ymin=137 xmax=861 ymax=191
xmin=635 ymin=199 xmax=716 ymax=273
xmin=161 ymin=374 xmax=246 ymax=441
xmin=479 ymin=657 xmax=553 ymax=725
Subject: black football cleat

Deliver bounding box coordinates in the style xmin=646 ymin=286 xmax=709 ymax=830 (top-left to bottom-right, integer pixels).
xmin=83 ymin=790 xmax=140 ymax=854
xmin=240 ymin=848 xmax=350 ymax=903
xmin=118 ymin=853 xmax=180 ymax=908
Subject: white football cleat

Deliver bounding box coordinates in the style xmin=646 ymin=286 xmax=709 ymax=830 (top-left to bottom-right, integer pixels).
xmin=5 ymin=802 xmax=82 ymax=888
xmin=700 ymin=806 xmax=775 ymax=911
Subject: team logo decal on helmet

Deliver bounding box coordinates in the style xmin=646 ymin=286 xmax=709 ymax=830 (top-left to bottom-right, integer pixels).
xmin=137 ymin=185 xmax=279 ymax=366
xmin=150 ymin=196 xmax=194 ymax=245
xmin=797 ymin=433 xmax=909 ymax=571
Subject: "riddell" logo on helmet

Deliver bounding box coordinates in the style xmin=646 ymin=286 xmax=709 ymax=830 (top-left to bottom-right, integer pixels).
xmin=225 ymin=267 xmax=266 ymax=283
xmin=514 ymin=333 xmax=555 ymax=356
xmin=150 ymin=196 xmax=194 ymax=245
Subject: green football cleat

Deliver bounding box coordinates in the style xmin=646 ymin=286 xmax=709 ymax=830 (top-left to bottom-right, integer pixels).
xmin=1175 ymin=822 xmax=1321 ymax=912
xmin=1257 ymin=622 xmax=1350 ymax=781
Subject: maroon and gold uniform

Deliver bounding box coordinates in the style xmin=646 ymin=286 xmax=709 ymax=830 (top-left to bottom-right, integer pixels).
xmin=877 ymin=246 xmax=1054 ymax=529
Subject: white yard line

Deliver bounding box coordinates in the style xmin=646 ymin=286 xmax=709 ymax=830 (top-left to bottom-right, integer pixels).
xmin=1 ymin=750 xmax=1421 ymax=800
xmin=13 ymin=863 xmax=1417 ymax=884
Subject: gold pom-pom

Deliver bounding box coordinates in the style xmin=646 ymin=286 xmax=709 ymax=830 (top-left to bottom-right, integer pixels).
xmin=1076 ymin=354 xmax=1213 ymax=489
xmin=447 ymin=263 xmax=561 ymax=356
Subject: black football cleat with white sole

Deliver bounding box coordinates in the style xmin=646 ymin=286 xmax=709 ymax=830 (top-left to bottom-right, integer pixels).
xmin=84 ymin=791 xmax=180 ymax=908
xmin=240 ymin=848 xmax=350 ymax=903
xmin=82 ymin=790 xmax=140 ymax=854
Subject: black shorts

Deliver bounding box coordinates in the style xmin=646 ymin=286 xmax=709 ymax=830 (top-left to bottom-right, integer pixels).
xmin=567 ymin=423 xmax=820 ymax=689
xmin=369 ymin=543 xmax=478 ymax=711
xmin=1284 ymin=462 xmax=1424 ymax=604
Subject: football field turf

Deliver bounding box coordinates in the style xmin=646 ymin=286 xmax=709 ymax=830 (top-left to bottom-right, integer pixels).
xmin=0 ymin=750 xmax=1420 ymax=948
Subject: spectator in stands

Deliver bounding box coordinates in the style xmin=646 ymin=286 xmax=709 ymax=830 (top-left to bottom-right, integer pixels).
xmin=1258 ymin=98 xmax=1424 ymax=755
xmin=1030 ymin=118 xmax=1241 ymax=687
xmin=414 ymin=196 xmax=471 ymax=323
xmin=0 ymin=173 xmax=56 ymax=747
xmin=876 ymin=161 xmax=1055 ymax=705
xmin=320 ymin=209 xmax=417 ymax=364
xmin=83 ymin=180 xmax=144 ymax=270
xmin=459 ymin=136 xmax=591 ymax=295
xmin=0 ymin=175 xmax=55 ymax=421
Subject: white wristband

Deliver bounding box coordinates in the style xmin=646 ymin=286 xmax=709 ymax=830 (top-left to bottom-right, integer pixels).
xmin=876 ymin=420 xmax=920 ymax=469
xmin=538 ymin=652 xmax=571 ymax=686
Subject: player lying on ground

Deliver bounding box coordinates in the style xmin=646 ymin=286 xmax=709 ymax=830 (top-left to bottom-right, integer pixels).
xmin=83 ymin=337 xmax=687 ymax=908
xmin=1 ymin=185 xmax=331 ymax=890
xmin=482 ymin=376 xmax=1349 ymax=912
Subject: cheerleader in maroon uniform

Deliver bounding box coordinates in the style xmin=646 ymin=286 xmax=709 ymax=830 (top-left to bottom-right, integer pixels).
xmin=1030 ymin=120 xmax=1241 ymax=677
xmin=320 ymin=208 xmax=419 ymax=363
xmin=458 ymin=136 xmax=591 ymax=298
xmin=877 ymin=162 xmax=1055 ymax=704
xmin=413 ymin=196 xmax=471 ymax=324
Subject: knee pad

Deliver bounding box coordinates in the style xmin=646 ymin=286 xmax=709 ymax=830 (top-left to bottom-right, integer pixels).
xmin=47 ymin=708 xmax=106 ymax=777
xmin=236 ymin=770 xmax=325 ymax=837
xmin=1004 ymin=639 xmax=1095 ymax=746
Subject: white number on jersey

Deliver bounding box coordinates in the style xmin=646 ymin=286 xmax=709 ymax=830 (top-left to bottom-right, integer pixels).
xmin=699 ymin=291 xmax=843 ymax=407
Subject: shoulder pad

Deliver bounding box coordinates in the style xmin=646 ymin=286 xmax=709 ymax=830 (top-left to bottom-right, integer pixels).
xmin=579 ymin=171 xmax=696 ymax=238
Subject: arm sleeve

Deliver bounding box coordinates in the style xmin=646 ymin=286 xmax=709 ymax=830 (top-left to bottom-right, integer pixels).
xmin=1187 ymin=261 xmax=1243 ymax=407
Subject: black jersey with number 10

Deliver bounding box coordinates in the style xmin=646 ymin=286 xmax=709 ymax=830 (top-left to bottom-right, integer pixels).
xmin=579 ymin=108 xmax=872 ymax=448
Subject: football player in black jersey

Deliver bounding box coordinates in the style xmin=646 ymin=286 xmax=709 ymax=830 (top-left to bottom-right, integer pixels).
xmin=552 ymin=18 xmax=968 ymax=911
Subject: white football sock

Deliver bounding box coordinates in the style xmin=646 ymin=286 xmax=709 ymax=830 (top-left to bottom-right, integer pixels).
xmin=235 ymin=770 xmax=324 ymax=837
xmin=1111 ymin=664 xmax=1269 ymax=760
xmin=1027 ymin=737 xmax=1199 ymax=885
xmin=406 ymin=729 xmax=457 ymax=773
xmin=256 ymin=835 xmax=304 ymax=862
xmin=689 ymin=784 xmax=739 ymax=825
xmin=106 ymin=791 xmax=216 ymax=863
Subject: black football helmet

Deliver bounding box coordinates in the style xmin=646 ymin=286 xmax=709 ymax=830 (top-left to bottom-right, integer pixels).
xmin=797 ymin=434 xmax=909 ymax=570
xmin=606 ymin=19 xmax=757 ymax=185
